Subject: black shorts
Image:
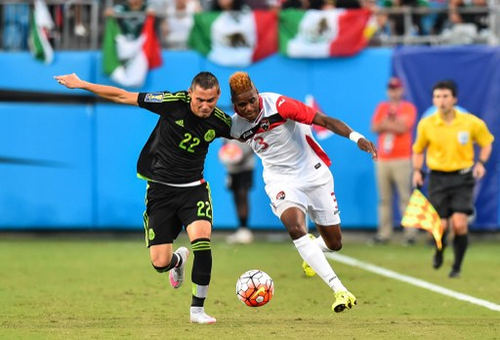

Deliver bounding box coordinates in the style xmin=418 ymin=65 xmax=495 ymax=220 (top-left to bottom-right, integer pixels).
xmin=143 ymin=181 xmax=213 ymax=247
xmin=227 ymin=170 xmax=253 ymax=191
xmin=428 ymin=170 xmax=475 ymax=218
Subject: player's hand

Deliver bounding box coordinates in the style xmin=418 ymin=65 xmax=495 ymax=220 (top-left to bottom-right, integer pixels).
xmin=54 ymin=73 xmax=83 ymax=89
xmin=473 ymin=162 xmax=486 ymax=179
xmin=358 ymin=138 xmax=377 ymax=160
xmin=412 ymin=169 xmax=423 ymax=188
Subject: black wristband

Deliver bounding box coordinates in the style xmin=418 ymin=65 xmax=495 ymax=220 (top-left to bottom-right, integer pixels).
xmin=478 ymin=159 xmax=487 ymax=166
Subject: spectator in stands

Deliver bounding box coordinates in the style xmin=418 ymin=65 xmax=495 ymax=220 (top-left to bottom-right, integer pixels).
xmin=105 ymin=0 xmax=154 ymax=39
xmin=362 ymin=0 xmax=392 ymax=46
xmin=218 ymin=140 xmax=256 ymax=244
xmin=281 ymin=0 xmax=309 ymax=9
xmin=212 ymin=0 xmax=246 ymax=11
xmin=382 ymin=0 xmax=425 ymax=36
xmin=439 ymin=0 xmax=479 ymax=44
xmin=412 ymin=80 xmax=494 ymax=278
xmin=371 ymin=77 xmax=417 ymax=245
xmin=245 ymin=0 xmax=281 ymax=10
xmin=2 ymin=3 xmax=30 ymax=51
xmin=157 ymin=0 xmax=202 ymax=49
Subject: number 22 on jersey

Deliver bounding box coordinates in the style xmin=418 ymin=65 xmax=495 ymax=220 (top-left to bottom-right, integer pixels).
xmin=179 ymin=132 xmax=200 ymax=153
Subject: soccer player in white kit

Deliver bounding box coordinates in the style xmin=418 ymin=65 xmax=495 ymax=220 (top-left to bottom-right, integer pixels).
xmin=229 ymin=72 xmax=377 ymax=313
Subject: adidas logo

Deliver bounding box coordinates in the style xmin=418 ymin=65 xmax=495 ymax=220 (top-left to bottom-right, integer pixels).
xmin=175 ymin=120 xmax=184 ymax=127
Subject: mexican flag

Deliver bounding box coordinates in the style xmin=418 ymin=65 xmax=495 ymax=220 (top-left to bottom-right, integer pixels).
xmin=188 ymin=10 xmax=277 ymax=67
xmin=102 ymin=15 xmax=162 ymax=88
xmin=28 ymin=0 xmax=54 ymax=64
xmin=280 ymin=9 xmax=372 ymax=58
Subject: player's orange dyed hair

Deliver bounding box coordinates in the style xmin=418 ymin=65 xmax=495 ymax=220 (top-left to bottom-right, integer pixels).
xmin=229 ymin=71 xmax=254 ymax=99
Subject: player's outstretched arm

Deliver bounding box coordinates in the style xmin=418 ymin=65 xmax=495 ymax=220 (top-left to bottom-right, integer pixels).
xmin=54 ymin=73 xmax=139 ymax=106
xmin=313 ymin=112 xmax=377 ymax=159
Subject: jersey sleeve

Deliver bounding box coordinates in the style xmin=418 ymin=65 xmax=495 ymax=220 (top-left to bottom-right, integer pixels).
xmin=275 ymin=95 xmax=316 ymax=125
xmin=412 ymin=119 xmax=428 ymax=153
xmin=138 ymin=91 xmax=183 ymax=115
xmin=472 ymin=116 xmax=494 ymax=147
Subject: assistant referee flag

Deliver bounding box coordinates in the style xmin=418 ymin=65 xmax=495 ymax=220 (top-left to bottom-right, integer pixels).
xmin=402 ymin=189 xmax=443 ymax=250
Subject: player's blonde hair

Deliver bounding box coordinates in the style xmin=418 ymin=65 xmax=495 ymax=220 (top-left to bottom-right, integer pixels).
xmin=229 ymin=71 xmax=254 ymax=99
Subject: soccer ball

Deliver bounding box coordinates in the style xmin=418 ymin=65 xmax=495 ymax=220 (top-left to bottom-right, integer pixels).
xmin=235 ymin=269 xmax=274 ymax=307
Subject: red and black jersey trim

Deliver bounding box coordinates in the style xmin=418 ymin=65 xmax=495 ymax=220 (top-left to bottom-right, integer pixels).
xmin=239 ymin=114 xmax=286 ymax=141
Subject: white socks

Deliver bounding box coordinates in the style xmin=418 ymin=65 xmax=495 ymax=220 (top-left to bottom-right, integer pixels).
xmin=293 ymin=234 xmax=346 ymax=292
xmin=314 ymin=235 xmax=331 ymax=252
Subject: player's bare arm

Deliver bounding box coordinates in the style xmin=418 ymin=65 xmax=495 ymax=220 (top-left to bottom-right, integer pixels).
xmin=54 ymin=73 xmax=138 ymax=105
xmin=313 ymin=112 xmax=378 ymax=159
xmin=412 ymin=152 xmax=425 ymax=187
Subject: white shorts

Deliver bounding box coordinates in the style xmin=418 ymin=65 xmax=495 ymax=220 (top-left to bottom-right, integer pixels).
xmin=265 ymin=172 xmax=341 ymax=226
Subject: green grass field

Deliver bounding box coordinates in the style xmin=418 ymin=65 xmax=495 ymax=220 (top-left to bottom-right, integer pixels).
xmin=1 ymin=232 xmax=499 ymax=339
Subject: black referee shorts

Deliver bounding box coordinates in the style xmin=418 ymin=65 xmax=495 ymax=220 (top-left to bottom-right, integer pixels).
xmin=143 ymin=181 xmax=213 ymax=247
xmin=227 ymin=170 xmax=253 ymax=191
xmin=428 ymin=170 xmax=475 ymax=218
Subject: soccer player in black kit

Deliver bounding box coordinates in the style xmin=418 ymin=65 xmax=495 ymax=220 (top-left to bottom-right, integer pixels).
xmin=55 ymin=72 xmax=231 ymax=324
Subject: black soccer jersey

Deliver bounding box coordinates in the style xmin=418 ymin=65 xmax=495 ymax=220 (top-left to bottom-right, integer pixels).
xmin=137 ymin=91 xmax=232 ymax=184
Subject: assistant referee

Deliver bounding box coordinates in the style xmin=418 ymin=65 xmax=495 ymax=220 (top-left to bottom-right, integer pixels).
xmin=412 ymin=80 xmax=494 ymax=278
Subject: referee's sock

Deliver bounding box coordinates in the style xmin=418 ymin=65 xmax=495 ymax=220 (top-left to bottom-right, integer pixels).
xmin=191 ymin=238 xmax=212 ymax=307
xmin=452 ymin=234 xmax=468 ymax=271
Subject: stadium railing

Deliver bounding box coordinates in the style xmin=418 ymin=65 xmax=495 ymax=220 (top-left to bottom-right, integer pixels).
xmin=0 ymin=0 xmax=499 ymax=50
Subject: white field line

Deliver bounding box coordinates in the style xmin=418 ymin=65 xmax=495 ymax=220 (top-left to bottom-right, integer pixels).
xmin=326 ymin=252 xmax=500 ymax=312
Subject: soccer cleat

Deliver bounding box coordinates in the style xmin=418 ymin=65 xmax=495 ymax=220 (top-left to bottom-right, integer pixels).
xmin=190 ymin=307 xmax=216 ymax=324
xmin=433 ymin=249 xmax=443 ymax=269
xmin=448 ymin=268 xmax=461 ymax=278
xmin=332 ymin=290 xmax=357 ymax=313
xmin=302 ymin=260 xmax=316 ymax=277
xmin=226 ymin=228 xmax=254 ymax=244
xmin=169 ymin=247 xmax=189 ymax=289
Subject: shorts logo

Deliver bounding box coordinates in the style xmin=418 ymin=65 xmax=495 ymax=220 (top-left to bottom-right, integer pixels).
xmin=148 ymin=228 xmax=155 ymax=241
xmin=144 ymin=93 xmax=163 ymax=103
xmin=457 ymin=131 xmax=469 ymax=145
xmin=276 ymin=191 xmax=286 ymax=200
xmin=260 ymin=119 xmax=270 ymax=131
xmin=204 ymin=129 xmax=216 ymax=142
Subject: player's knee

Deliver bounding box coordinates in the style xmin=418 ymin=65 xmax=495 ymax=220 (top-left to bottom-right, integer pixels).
xmin=150 ymin=255 xmax=172 ymax=270
xmin=325 ymin=238 xmax=342 ymax=251
xmin=288 ymin=225 xmax=306 ymax=240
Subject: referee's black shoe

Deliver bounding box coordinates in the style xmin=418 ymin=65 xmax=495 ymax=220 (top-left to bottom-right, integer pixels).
xmin=449 ymin=268 xmax=460 ymax=278
xmin=433 ymin=249 xmax=443 ymax=269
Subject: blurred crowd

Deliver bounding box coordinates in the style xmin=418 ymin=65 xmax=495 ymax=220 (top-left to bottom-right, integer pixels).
xmin=1 ymin=0 xmax=497 ymax=51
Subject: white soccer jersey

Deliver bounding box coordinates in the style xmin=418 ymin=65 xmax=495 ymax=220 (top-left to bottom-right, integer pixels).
xmin=230 ymin=92 xmax=340 ymax=225
xmin=230 ymin=92 xmax=332 ymax=185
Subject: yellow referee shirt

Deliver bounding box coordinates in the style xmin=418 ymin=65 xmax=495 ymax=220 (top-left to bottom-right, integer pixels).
xmin=413 ymin=110 xmax=494 ymax=172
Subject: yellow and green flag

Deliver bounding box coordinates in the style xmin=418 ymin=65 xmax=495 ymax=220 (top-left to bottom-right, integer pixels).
xmin=401 ymin=189 xmax=443 ymax=249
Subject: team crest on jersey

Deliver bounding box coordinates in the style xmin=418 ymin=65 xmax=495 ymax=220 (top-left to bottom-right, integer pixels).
xmin=276 ymin=191 xmax=286 ymax=200
xmin=260 ymin=119 xmax=270 ymax=131
xmin=144 ymin=93 xmax=163 ymax=103
xmin=204 ymin=129 xmax=216 ymax=142
xmin=457 ymin=131 xmax=469 ymax=145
